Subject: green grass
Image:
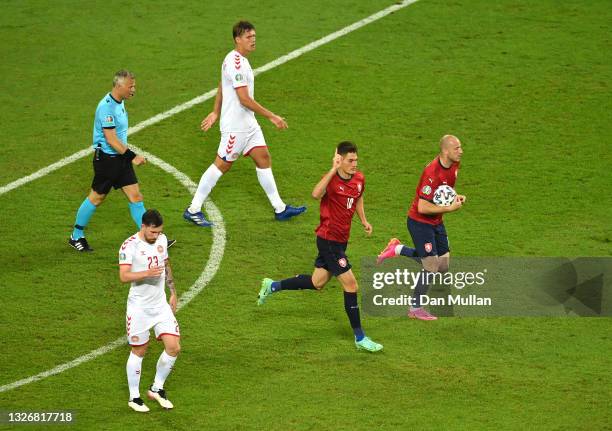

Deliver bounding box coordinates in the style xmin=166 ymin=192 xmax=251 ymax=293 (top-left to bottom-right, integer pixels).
xmin=1 ymin=0 xmax=611 ymax=430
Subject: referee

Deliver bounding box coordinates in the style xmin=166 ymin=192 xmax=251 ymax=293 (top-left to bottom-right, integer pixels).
xmin=68 ymin=70 xmax=174 ymax=252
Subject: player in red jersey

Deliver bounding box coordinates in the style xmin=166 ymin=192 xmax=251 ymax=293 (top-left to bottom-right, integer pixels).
xmin=258 ymin=141 xmax=383 ymax=352
xmin=377 ymin=135 xmax=466 ymax=320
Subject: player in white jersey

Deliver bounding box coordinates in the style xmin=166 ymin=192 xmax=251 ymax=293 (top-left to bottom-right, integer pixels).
xmin=183 ymin=20 xmax=306 ymax=226
xmin=119 ymin=209 xmax=180 ymax=413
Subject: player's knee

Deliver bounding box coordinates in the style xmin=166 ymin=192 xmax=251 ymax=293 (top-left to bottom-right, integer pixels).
xmin=128 ymin=192 xmax=143 ymax=203
xmin=254 ymin=153 xmax=271 ymax=168
xmin=166 ymin=343 xmax=180 ymax=357
xmin=88 ymin=192 xmax=105 ymax=206
xmin=131 ymin=344 xmax=148 ymax=357
xmin=213 ymin=162 xmax=231 ymax=174
xmin=342 ymin=281 xmax=358 ymax=293
xmin=312 ymin=279 xmax=326 ymax=290
xmin=422 ymin=256 xmax=441 ymax=273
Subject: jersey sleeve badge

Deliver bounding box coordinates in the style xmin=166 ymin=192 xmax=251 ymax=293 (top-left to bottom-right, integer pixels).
xmin=102 ymin=114 xmax=115 ymax=128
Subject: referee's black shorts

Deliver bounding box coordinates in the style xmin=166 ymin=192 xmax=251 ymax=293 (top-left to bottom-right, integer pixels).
xmin=91 ymin=151 xmax=138 ymax=195
xmin=314 ymin=236 xmax=352 ymax=277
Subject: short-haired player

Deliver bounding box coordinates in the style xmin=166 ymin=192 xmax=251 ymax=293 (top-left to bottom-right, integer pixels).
xmin=258 ymin=142 xmax=383 ymax=352
xmin=184 ymin=21 xmax=305 ymax=226
xmin=119 ymin=209 xmax=180 ymax=412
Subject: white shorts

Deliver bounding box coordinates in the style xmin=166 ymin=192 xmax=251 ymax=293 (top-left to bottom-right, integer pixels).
xmin=126 ymin=303 xmax=180 ymax=346
xmin=217 ymin=127 xmax=267 ymax=162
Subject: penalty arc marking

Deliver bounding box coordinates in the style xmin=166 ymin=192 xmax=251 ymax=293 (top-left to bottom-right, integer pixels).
xmin=0 ymin=150 xmax=226 ymax=394
xmin=0 ymin=0 xmax=421 ymax=392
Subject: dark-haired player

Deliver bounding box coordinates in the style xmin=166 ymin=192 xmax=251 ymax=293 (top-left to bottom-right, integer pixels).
xmin=119 ymin=209 xmax=180 ymax=412
xmin=377 ymin=135 xmax=466 ymax=320
xmin=184 ymin=20 xmax=305 ymax=226
xmin=258 ymin=142 xmax=383 ymax=352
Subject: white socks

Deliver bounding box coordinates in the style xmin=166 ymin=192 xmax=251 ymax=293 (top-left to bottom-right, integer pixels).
xmin=189 ymin=164 xmax=224 ymax=213
xmin=395 ymin=245 xmax=404 ymax=256
xmin=126 ymin=352 xmax=143 ymax=400
xmin=152 ymin=350 xmax=177 ymax=391
xmin=189 ymin=164 xmax=286 ymax=213
xmin=256 ymin=167 xmax=285 ymax=213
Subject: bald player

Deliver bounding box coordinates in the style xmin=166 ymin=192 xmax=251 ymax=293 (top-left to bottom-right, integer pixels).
xmin=377 ymin=135 xmax=466 ymax=320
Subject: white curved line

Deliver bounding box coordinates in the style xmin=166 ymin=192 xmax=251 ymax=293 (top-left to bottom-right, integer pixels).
xmin=0 ymin=152 xmax=226 ymax=393
xmin=0 ymin=0 xmax=421 ymax=392
xmin=0 ymin=0 xmax=419 ymax=197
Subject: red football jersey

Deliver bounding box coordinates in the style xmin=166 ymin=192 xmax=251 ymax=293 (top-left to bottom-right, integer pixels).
xmin=316 ymin=171 xmax=365 ymax=243
xmin=408 ymin=156 xmax=459 ymax=225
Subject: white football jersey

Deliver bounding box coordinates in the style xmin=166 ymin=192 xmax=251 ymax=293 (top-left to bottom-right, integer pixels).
xmin=119 ymin=232 xmax=169 ymax=309
xmin=220 ymin=49 xmax=259 ymax=133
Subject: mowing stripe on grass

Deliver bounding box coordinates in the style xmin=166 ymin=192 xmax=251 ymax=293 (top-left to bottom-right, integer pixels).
xmin=0 ymin=0 xmax=419 ymax=197
xmin=0 ymin=0 xmax=421 ymax=393
xmin=0 ymin=151 xmax=226 ymax=393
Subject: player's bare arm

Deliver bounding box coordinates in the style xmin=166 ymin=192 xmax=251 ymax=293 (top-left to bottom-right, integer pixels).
xmin=201 ymin=82 xmax=223 ymax=132
xmin=234 ymin=86 xmax=288 ymax=129
xmin=119 ymin=264 xmax=164 ymax=283
xmin=165 ymin=258 xmax=177 ymax=312
xmin=418 ymin=195 xmax=464 ymax=215
xmin=355 ymin=195 xmax=372 ymax=236
xmin=312 ymin=152 xmax=342 ymax=199
xmin=102 ymin=128 xmax=145 ymax=166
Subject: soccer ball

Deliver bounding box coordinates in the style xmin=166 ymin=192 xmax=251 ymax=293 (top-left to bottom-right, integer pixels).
xmin=433 ymin=184 xmax=456 ymax=206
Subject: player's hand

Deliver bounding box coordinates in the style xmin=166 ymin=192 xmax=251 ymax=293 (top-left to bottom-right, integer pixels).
xmin=457 ymin=194 xmax=467 ymax=204
xmin=169 ymin=292 xmax=177 ymax=313
xmin=363 ymin=221 xmax=373 ymax=236
xmin=269 ymin=114 xmax=288 ymax=129
xmin=449 ymin=195 xmax=464 ymax=211
xmin=145 ymin=266 xmax=164 ymax=278
xmin=332 ymin=151 xmax=342 ymax=170
xmin=132 ymin=155 xmax=146 ymax=166
xmin=201 ymin=112 xmax=218 ymax=132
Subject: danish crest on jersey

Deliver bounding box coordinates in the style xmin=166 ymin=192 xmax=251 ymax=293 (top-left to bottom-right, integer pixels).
xmin=157 ymin=245 xmax=163 ymax=253
xmin=422 ymin=185 xmax=432 ymax=196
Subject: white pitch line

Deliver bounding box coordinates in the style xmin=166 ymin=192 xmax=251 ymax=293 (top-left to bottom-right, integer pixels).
xmin=0 ymin=0 xmax=419 ymax=197
xmin=0 ymin=149 xmax=226 ymax=393
xmin=0 ymin=0 xmax=421 ymax=393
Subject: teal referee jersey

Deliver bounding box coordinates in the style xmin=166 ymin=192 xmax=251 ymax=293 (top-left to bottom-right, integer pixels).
xmin=92 ymin=93 xmax=128 ymax=155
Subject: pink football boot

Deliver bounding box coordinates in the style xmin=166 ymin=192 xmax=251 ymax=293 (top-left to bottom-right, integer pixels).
xmin=408 ymin=307 xmax=438 ymax=321
xmin=377 ymin=238 xmax=401 ymax=264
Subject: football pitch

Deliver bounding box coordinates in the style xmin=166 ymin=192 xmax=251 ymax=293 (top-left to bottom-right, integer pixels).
xmin=1 ymin=0 xmax=611 ymax=429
